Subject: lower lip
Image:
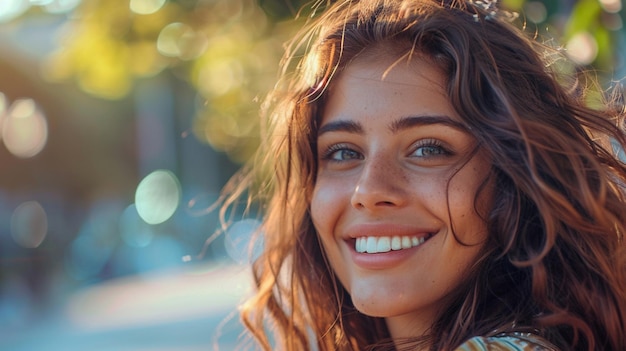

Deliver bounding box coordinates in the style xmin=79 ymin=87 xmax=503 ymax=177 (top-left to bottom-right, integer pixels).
xmin=348 ymin=241 xmax=425 ymax=270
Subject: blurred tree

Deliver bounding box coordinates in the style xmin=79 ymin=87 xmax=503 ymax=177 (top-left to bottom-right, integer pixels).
xmin=31 ymin=0 xmax=626 ymax=163
xmin=503 ymin=0 xmax=624 ymax=74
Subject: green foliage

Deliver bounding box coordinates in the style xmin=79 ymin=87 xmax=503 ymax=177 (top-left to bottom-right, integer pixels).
xmin=34 ymin=0 xmax=626 ymax=163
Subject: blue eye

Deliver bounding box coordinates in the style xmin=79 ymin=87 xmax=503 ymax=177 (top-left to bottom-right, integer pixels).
xmin=411 ymin=140 xmax=449 ymax=158
xmin=414 ymin=145 xmax=446 ymax=157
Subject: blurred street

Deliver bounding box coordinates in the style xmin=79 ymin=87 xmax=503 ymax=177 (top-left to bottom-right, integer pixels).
xmin=0 ymin=262 xmax=251 ymax=351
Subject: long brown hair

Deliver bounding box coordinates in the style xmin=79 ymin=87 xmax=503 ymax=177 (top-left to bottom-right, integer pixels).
xmin=225 ymin=0 xmax=626 ymax=350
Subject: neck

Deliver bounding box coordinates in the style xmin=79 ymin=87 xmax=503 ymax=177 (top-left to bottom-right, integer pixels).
xmin=385 ymin=313 xmax=433 ymax=350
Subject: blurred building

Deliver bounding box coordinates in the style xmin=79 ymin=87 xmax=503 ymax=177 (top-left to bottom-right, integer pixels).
xmin=0 ymin=3 xmax=246 ymax=350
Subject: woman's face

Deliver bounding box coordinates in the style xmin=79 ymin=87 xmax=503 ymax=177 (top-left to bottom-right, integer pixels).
xmin=310 ymin=53 xmax=493 ymax=338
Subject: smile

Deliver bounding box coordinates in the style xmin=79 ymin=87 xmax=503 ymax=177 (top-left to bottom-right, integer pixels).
xmin=355 ymin=234 xmax=433 ymax=254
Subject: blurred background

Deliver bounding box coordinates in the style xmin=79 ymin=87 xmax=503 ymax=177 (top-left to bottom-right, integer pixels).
xmin=0 ymin=0 xmax=623 ymax=350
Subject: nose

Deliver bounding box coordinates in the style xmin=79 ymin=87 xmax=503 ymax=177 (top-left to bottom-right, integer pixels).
xmin=351 ymin=156 xmax=408 ymax=210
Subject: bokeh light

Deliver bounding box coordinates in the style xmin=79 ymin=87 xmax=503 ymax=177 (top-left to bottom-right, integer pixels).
xmin=129 ymin=0 xmax=166 ymax=15
xmin=524 ymin=1 xmax=547 ymax=24
xmin=197 ymin=58 xmax=243 ymax=97
xmin=1 ymin=98 xmax=48 ymax=158
xmin=601 ymin=12 xmax=623 ymax=31
xmin=156 ymin=22 xmax=208 ymax=60
xmin=135 ymin=169 xmax=181 ymax=225
xmin=565 ymin=31 xmax=598 ymax=66
xmin=600 ymin=0 xmax=622 ymax=13
xmin=0 ymin=0 xmax=81 ymax=22
xmin=0 ymin=0 xmax=30 ymax=23
xmin=10 ymin=201 xmax=48 ymax=249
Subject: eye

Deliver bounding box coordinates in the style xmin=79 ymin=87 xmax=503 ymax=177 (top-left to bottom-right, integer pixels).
xmin=410 ymin=139 xmax=450 ymax=158
xmin=322 ymin=144 xmax=363 ymax=162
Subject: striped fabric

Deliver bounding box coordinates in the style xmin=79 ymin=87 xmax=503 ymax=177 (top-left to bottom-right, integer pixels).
xmin=455 ymin=333 xmax=559 ymax=351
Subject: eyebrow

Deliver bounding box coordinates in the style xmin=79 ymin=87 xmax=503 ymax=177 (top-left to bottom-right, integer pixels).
xmin=317 ymin=120 xmax=364 ymax=135
xmin=317 ymin=114 xmax=468 ymax=136
xmin=389 ymin=115 xmax=468 ymax=133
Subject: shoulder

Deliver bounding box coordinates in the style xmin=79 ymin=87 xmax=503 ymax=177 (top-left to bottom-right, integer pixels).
xmin=455 ymin=333 xmax=559 ymax=351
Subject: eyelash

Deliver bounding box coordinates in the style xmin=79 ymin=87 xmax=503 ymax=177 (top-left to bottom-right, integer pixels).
xmin=320 ymin=143 xmax=362 ymax=162
xmin=409 ymin=139 xmax=451 ymax=158
xmin=320 ymin=139 xmax=451 ymax=162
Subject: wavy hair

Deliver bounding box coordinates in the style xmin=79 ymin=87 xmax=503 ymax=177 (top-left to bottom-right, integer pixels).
xmin=225 ymin=0 xmax=626 ymax=350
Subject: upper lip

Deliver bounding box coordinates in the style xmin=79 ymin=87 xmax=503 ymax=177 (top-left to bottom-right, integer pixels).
xmin=343 ymin=223 xmax=438 ymax=240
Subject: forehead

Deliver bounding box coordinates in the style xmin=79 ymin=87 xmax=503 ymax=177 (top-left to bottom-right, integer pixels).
xmin=321 ymin=51 xmax=453 ymax=123
xmin=324 ymin=43 xmax=449 ymax=103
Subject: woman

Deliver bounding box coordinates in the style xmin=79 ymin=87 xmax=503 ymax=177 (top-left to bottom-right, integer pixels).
xmin=224 ymin=0 xmax=626 ymax=349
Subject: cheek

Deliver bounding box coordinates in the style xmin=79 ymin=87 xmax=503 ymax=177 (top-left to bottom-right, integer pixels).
xmin=447 ymin=161 xmax=493 ymax=240
xmin=310 ymin=181 xmax=337 ymax=235
xmin=310 ymin=177 xmax=352 ymax=254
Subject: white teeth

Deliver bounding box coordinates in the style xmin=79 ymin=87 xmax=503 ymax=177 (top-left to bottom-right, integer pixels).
xmin=391 ymin=236 xmax=402 ymax=250
xmin=376 ymin=237 xmax=391 ymax=253
xmin=366 ymin=237 xmax=377 ymax=253
xmin=355 ymin=235 xmax=429 ymax=254
xmin=401 ymin=236 xmax=412 ymax=249
xmin=412 ymin=237 xmax=420 ymax=246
